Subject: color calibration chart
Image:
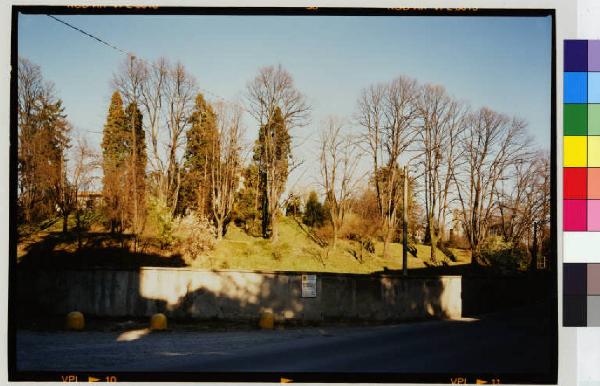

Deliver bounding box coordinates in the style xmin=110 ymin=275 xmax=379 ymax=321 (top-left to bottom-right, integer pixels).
xmin=564 ymin=40 xmax=600 ymax=326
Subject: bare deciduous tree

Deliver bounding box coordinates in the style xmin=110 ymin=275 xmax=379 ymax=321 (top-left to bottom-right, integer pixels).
xmin=246 ymin=64 xmax=310 ymax=129
xmin=70 ymin=138 xmax=100 ymax=248
xmin=163 ymin=62 xmax=197 ymax=214
xmin=416 ymin=84 xmax=467 ymax=264
xmin=357 ymin=76 xmax=419 ymax=258
xmin=496 ymin=152 xmax=550 ymax=257
xmin=139 ymin=58 xmax=168 ymax=182
xmin=246 ymin=65 xmax=310 ymax=241
xmin=210 ymin=101 xmax=245 ymax=240
xmin=319 ymin=117 xmax=363 ymax=247
xmin=112 ymin=54 xmax=146 ymax=103
xmin=452 ymin=108 xmax=533 ymax=265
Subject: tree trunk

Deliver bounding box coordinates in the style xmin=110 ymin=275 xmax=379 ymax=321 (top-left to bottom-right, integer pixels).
xmin=216 ymin=219 xmax=224 ymax=241
xmin=471 ymin=244 xmax=481 ymax=266
xmin=76 ymin=210 xmax=82 ymax=250
xmin=261 ymin=193 xmax=269 ymax=239
xmin=383 ymin=221 xmax=392 ymax=259
xmin=270 ymin=211 xmax=278 ymax=242
xmin=260 ymin=172 xmax=269 ymax=239
xmin=62 ymin=211 xmax=68 ymax=233
xmin=332 ymin=221 xmax=338 ymax=248
xmin=429 ymin=215 xmax=438 ymax=265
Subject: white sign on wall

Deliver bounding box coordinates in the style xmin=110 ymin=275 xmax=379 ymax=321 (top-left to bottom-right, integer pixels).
xmin=301 ymin=274 xmax=317 ymax=298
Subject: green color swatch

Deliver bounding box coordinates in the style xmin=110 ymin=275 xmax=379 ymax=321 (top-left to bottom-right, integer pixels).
xmin=564 ymin=104 xmax=588 ymax=136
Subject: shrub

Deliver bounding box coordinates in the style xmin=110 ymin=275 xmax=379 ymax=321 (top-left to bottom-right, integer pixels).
xmin=340 ymin=212 xmax=378 ymax=240
xmin=346 ymin=232 xmax=375 ymax=253
xmin=285 ymin=194 xmax=302 ymax=217
xmin=480 ymin=235 xmax=529 ymax=273
xmin=446 ymin=229 xmax=471 ymax=249
xmin=303 ymin=191 xmax=325 ymax=227
xmin=272 ymin=249 xmax=283 ymax=262
xmin=179 ymin=212 xmax=216 ymax=262
xmin=147 ymin=196 xmax=176 ymax=249
xmin=232 ymin=199 xmax=260 ymax=234
xmin=314 ymin=223 xmax=333 ymax=241
xmin=75 ymin=208 xmax=102 ymax=232
xmin=271 ymin=241 xmax=291 ymax=262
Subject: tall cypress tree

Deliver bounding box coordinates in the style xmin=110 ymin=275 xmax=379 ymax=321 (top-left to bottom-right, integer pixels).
xmin=39 ymin=98 xmax=71 ymax=228
xmin=124 ymin=102 xmax=147 ymax=236
xmin=179 ymin=93 xmax=219 ymax=217
xmin=253 ymin=106 xmax=290 ymax=239
xmin=232 ymin=164 xmax=261 ymax=235
xmin=101 ymin=91 xmax=128 ymax=233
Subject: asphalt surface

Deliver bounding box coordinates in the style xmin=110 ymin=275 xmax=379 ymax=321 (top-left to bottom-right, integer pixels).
xmin=16 ymin=306 xmax=554 ymax=374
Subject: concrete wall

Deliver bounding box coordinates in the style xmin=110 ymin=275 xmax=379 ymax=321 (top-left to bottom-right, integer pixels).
xmin=17 ymin=268 xmax=462 ymax=322
xmin=461 ymin=273 xmax=554 ymax=316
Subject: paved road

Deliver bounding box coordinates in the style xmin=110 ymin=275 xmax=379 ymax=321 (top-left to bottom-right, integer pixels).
xmin=17 ymin=306 xmax=554 ymax=374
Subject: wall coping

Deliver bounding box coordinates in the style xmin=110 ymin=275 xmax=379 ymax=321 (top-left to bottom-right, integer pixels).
xmin=19 ymin=265 xmax=463 ymax=279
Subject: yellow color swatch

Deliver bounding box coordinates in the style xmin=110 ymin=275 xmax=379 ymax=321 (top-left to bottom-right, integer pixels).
xmin=564 ymin=136 xmax=588 ymax=167
xmin=589 ymin=136 xmax=600 ymax=167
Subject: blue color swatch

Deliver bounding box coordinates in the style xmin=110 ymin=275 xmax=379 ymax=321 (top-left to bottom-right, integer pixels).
xmin=565 ymin=72 xmax=588 ymax=103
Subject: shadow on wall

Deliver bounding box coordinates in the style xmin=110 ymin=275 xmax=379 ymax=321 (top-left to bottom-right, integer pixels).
xmin=459 ymin=272 xmax=554 ymax=317
xmin=18 ymin=232 xmax=186 ymax=269
xmin=373 ymin=265 xmax=555 ymax=318
xmin=16 ymin=268 xmax=462 ymax=324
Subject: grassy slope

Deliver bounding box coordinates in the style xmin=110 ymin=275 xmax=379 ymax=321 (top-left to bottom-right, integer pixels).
xmin=193 ymin=217 xmax=471 ymax=274
xmin=17 ymin=215 xmax=471 ymax=273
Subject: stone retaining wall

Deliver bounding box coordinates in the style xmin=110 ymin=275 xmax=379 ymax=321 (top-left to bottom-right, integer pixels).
xmin=17 ymin=268 xmax=462 ymax=322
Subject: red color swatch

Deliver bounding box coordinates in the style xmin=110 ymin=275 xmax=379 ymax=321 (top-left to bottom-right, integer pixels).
xmin=564 ymin=168 xmax=588 ymax=199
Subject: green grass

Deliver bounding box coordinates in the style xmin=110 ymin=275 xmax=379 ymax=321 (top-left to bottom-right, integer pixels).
xmin=190 ymin=217 xmax=471 ymax=274
xmin=17 ymin=215 xmax=471 ymax=274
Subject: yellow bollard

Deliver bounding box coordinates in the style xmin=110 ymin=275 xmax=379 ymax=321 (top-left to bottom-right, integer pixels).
xmin=150 ymin=313 xmax=168 ymax=331
xmin=65 ymin=311 xmax=85 ymax=331
xmin=258 ymin=312 xmax=274 ymax=330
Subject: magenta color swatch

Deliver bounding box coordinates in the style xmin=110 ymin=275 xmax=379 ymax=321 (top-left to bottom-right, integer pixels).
xmin=588 ymin=201 xmax=600 ymax=231
xmin=589 ymin=40 xmax=600 ymax=71
xmin=564 ymin=199 xmax=587 ymax=231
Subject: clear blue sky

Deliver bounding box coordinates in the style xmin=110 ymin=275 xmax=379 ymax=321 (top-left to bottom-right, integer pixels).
xmin=18 ymin=13 xmax=552 ymax=190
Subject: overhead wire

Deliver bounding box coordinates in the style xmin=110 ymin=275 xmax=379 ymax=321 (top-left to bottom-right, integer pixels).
xmin=46 ymin=14 xmax=227 ymax=103
xmin=47 ymin=14 xmax=128 ymax=55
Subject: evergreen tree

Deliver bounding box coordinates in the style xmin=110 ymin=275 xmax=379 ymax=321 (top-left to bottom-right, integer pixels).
xmin=253 ymin=106 xmax=290 ymax=239
xmin=179 ymin=93 xmax=219 ymax=217
xmin=101 ymin=91 xmax=128 ymax=233
xmin=124 ymin=102 xmax=147 ymax=237
xmin=49 ymin=99 xmax=73 ymax=233
xmin=41 ymin=99 xmax=71 ymax=231
xmin=17 ymin=57 xmax=71 ymax=225
xmin=232 ymin=164 xmax=261 ymax=235
xmin=303 ymin=191 xmax=325 ymax=227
